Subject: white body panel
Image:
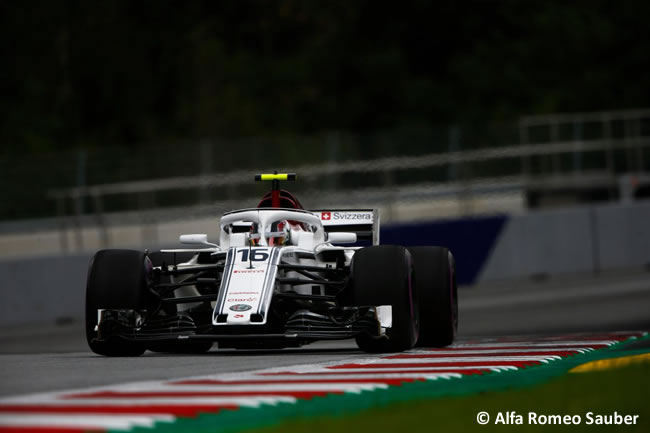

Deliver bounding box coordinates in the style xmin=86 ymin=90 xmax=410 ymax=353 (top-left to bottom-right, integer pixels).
xmin=220 ymin=247 xmax=272 ymax=324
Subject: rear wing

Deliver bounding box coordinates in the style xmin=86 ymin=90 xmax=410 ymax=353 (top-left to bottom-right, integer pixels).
xmin=311 ymin=209 xmax=380 ymax=245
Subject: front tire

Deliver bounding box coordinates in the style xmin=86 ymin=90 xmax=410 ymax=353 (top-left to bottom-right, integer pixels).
xmin=409 ymin=246 xmax=457 ymax=347
xmin=348 ymin=245 xmax=418 ymax=353
xmin=85 ymin=249 xmax=151 ymax=356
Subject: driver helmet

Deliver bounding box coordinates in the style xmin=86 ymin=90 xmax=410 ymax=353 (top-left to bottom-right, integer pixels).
xmin=267 ymin=220 xmax=291 ymax=246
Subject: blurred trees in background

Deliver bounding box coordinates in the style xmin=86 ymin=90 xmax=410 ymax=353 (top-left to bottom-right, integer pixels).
xmin=1 ymin=0 xmax=649 ymax=154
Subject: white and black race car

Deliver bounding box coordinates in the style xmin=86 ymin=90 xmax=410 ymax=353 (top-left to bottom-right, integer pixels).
xmin=86 ymin=173 xmax=457 ymax=356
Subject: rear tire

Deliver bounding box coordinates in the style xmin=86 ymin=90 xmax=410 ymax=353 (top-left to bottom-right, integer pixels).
xmin=348 ymin=245 xmax=418 ymax=353
xmin=409 ymin=246 xmax=457 ymax=347
xmin=85 ymin=249 xmax=151 ymax=356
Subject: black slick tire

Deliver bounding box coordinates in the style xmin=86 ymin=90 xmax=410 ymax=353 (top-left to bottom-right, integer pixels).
xmin=349 ymin=245 xmax=418 ymax=353
xmin=408 ymin=246 xmax=457 ymax=347
xmin=85 ymin=249 xmax=150 ymax=356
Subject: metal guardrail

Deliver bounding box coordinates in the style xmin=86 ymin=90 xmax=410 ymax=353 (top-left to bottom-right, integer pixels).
xmin=519 ymin=108 xmax=650 ymax=126
xmin=518 ymin=109 xmax=650 ymax=177
xmin=48 ymin=137 xmax=650 ymax=200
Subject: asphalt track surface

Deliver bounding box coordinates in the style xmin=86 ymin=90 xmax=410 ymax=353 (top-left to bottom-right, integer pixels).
xmin=1 ymin=269 xmax=649 ymax=400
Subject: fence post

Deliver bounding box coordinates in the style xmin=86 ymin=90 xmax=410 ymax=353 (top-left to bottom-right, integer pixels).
xmin=199 ymin=139 xmax=213 ymax=204
xmin=589 ymin=207 xmax=600 ymax=274
xmin=326 ymin=132 xmax=340 ymax=193
xmin=636 ymin=116 xmax=644 ymax=173
xmin=624 ymin=117 xmax=634 ymax=172
xmin=138 ymin=192 xmax=158 ymax=248
xmin=519 ymin=119 xmax=531 ymax=178
xmin=448 ymin=124 xmax=460 ymax=182
xmin=92 ymin=192 xmax=109 ymax=248
xmin=572 ymin=119 xmax=583 ymax=174
xmin=551 ymin=119 xmax=560 ymax=174
xmin=602 ymin=113 xmax=615 ymax=200
xmin=56 ymin=196 xmax=69 ymax=254
xmin=73 ymin=150 xmax=87 ymax=252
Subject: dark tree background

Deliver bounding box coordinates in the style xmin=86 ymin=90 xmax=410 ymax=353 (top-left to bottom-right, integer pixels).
xmin=1 ymin=0 xmax=649 ymax=154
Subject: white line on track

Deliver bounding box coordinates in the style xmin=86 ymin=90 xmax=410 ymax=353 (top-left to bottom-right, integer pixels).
xmin=171 ymin=372 xmax=467 ymax=381
xmin=329 ymin=355 xmax=563 ymax=363
xmin=0 ymin=413 xmax=175 ymax=429
xmin=259 ymin=365 xmax=521 ymax=374
xmin=62 ymin=383 xmax=388 ymax=394
xmin=261 ymin=368 xmax=513 ymax=375
xmin=401 ymin=347 xmax=594 ymax=354
xmin=451 ymin=340 xmax=620 ymax=347
xmin=0 ymin=396 xmax=298 ymax=407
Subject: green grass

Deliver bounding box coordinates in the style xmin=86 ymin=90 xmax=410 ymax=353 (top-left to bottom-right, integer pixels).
xmin=242 ymin=362 xmax=650 ymax=433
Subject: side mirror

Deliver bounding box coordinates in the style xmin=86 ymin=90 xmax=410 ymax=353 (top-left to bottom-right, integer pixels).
xmin=293 ymin=231 xmax=315 ymax=248
xmin=179 ymin=234 xmax=210 ymax=246
xmin=327 ymin=232 xmax=357 ymax=244
xmin=228 ymin=233 xmax=248 ymax=247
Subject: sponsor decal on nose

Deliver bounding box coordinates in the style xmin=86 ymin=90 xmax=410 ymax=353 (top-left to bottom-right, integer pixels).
xmin=227 ymin=298 xmax=257 ymax=303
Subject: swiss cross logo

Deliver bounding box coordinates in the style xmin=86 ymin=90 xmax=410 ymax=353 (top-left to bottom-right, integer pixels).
xmin=321 ymin=212 xmax=331 ymax=220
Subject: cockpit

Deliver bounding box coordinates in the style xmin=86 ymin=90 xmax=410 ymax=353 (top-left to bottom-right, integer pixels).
xmin=220 ymin=208 xmax=325 ymax=249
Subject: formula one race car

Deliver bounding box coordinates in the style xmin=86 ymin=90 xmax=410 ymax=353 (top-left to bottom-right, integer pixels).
xmin=86 ymin=173 xmax=457 ymax=356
